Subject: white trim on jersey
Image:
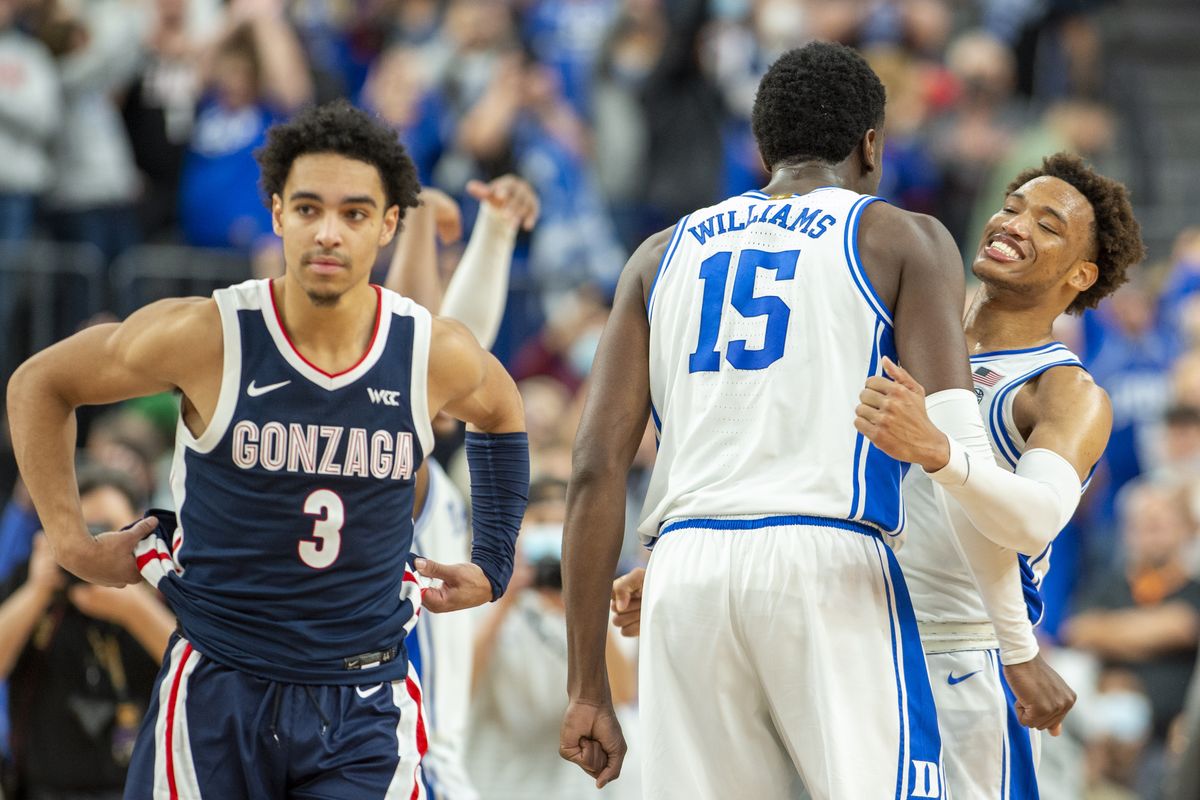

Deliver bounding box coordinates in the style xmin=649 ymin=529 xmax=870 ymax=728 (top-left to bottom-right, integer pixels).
xmin=258 ymin=279 xmax=395 ymax=392
xmin=405 ymin=295 xmax=435 ymax=460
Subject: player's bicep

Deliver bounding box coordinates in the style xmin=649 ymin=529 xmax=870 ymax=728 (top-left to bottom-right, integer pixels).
xmin=429 ymin=318 xmax=524 ymax=433
xmin=889 ymin=218 xmax=972 ymax=394
xmin=17 ymin=304 xmax=197 ymax=408
xmin=1024 ymin=376 xmax=1112 ymax=481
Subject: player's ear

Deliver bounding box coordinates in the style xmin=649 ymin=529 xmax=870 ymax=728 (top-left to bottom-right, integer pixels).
xmin=271 ymin=194 xmax=284 ymax=236
xmin=1068 ymin=258 xmax=1099 ymax=294
xmin=379 ymin=205 xmax=401 ymax=247
xmin=860 ymin=128 xmax=881 ymax=174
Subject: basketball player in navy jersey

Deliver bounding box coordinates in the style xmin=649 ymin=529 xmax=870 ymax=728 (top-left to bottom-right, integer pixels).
xmin=6 ymin=100 xmax=530 ymax=799
xmin=609 ymin=154 xmax=1145 ymax=798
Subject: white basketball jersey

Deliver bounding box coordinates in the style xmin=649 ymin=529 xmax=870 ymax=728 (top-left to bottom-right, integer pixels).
xmin=410 ymin=460 xmax=480 ymax=800
xmin=637 ymin=188 xmax=905 ymax=544
xmin=899 ymin=342 xmax=1087 ymax=626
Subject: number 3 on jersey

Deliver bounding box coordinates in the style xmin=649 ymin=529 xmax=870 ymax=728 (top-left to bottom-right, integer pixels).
xmin=689 ymin=248 xmax=799 ymax=373
xmin=300 ymin=489 xmax=343 ymax=569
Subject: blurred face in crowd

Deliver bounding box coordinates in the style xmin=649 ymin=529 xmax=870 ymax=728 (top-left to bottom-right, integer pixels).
xmin=213 ymin=49 xmax=258 ymax=109
xmin=1121 ymin=484 xmax=1193 ymax=571
xmin=972 ymin=176 xmax=1099 ymax=310
xmin=80 ymin=485 xmax=138 ymax=532
xmin=272 ymin=154 xmax=400 ymax=306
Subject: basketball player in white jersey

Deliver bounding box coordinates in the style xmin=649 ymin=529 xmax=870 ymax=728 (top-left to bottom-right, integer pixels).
xmin=388 ymin=174 xmax=539 ymax=800
xmin=608 ymin=153 xmax=1146 ymax=798
xmin=857 ymin=152 xmax=1144 ymax=797
xmin=560 ymin=42 xmax=979 ymax=799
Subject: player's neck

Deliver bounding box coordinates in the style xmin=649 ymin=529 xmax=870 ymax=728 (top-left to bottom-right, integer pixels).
xmin=762 ymin=162 xmax=856 ymax=197
xmin=963 ymin=285 xmax=1060 ymax=355
xmin=270 ymin=277 xmax=379 ymax=370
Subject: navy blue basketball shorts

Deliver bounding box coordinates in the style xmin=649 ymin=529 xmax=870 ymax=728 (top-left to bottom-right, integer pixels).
xmin=123 ymin=635 xmax=428 ymax=800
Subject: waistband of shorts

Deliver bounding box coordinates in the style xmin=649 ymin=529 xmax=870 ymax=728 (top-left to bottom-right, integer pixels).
xmin=658 ymin=514 xmax=881 ymax=539
xmin=918 ymin=620 xmax=999 ymax=653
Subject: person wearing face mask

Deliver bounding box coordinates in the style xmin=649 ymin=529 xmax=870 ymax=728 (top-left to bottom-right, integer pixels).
xmin=467 ymin=477 xmax=637 ymax=800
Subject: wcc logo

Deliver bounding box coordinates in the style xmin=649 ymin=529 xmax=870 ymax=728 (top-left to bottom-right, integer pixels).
xmin=367 ymin=387 xmax=401 ymax=407
xmin=910 ymin=760 xmax=941 ymax=798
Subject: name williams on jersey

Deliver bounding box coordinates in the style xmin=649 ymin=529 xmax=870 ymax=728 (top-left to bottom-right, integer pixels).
xmin=231 ymin=421 xmax=415 ymax=480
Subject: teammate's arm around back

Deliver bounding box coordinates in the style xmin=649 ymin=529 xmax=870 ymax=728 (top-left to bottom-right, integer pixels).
xmin=420 ymin=316 xmax=529 ymax=613
xmin=6 ymin=298 xmax=222 ymax=587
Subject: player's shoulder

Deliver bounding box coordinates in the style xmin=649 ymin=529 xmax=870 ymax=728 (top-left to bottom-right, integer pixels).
xmin=1028 ymin=362 xmax=1112 ymax=428
xmin=116 ymin=295 xmax=220 ymax=346
xmin=428 ymin=315 xmax=486 ymax=381
xmin=860 ymin=202 xmax=953 ymax=248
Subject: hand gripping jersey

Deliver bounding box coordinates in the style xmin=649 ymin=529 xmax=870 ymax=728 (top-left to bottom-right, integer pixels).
xmin=146 ymin=279 xmax=434 ymax=684
xmin=899 ymin=341 xmax=1088 ymax=629
xmin=638 ymin=188 xmax=905 ymax=543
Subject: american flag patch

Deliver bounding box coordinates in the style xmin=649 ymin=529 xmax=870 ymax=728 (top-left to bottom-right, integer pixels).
xmin=973 ymin=366 xmax=1003 ymax=387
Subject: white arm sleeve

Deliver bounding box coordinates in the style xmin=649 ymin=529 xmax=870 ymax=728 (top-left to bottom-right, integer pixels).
xmin=439 ymin=204 xmax=517 ymax=350
xmin=924 ymin=389 xmax=1082 ymax=556
xmin=932 ymin=485 xmax=1040 ymax=665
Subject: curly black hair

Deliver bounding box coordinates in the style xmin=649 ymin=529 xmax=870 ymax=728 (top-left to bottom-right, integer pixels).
xmin=255 ymin=99 xmax=420 ymax=214
xmin=751 ymin=42 xmax=886 ymax=171
xmin=1005 ymin=153 xmax=1145 ymax=314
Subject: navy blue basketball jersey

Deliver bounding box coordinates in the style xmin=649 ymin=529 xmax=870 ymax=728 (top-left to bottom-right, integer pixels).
xmin=158 ymin=279 xmax=434 ymax=684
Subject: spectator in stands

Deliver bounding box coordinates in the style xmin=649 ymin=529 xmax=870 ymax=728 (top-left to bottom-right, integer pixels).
xmin=0 ymin=0 xmax=60 ymax=242
xmin=0 ymin=465 xmax=174 ymax=800
xmin=37 ymin=0 xmax=147 ymax=266
xmin=121 ymin=0 xmax=208 ymax=241
xmin=1065 ymin=480 xmax=1200 ymax=797
xmin=361 ymin=45 xmax=449 ymax=185
xmin=178 ymin=3 xmax=311 ymax=272
xmin=466 ymin=477 xmax=637 ymax=799
xmin=1083 ymin=670 xmax=1153 ymax=800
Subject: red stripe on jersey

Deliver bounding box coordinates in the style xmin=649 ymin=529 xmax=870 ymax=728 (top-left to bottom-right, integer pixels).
xmin=137 ymin=551 xmax=173 ymax=571
xmin=165 ymin=643 xmax=194 ymax=800
xmin=268 ymin=282 xmax=383 ymax=378
xmin=407 ymin=673 xmax=428 ymax=800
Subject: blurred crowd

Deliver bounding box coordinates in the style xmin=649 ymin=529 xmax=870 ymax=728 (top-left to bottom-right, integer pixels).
xmin=0 ymin=0 xmax=1198 ymax=798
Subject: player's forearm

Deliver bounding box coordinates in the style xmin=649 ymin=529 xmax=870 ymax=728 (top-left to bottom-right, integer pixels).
xmin=6 ymin=364 xmax=90 ymax=560
xmin=935 ymin=486 xmax=1039 ymax=664
xmin=926 ymin=390 xmax=1078 ymax=555
xmin=441 ymin=205 xmax=517 ymax=349
xmin=563 ymin=473 xmax=626 ymax=703
xmin=0 ymin=583 xmax=55 ymax=678
xmin=384 ymin=203 xmax=442 ymax=310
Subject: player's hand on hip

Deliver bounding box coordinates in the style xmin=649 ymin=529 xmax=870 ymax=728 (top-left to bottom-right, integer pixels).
xmin=1004 ymin=652 xmax=1077 ymax=735
xmin=466 ymin=174 xmax=540 ymax=231
xmin=414 ymin=557 xmax=492 ymax=612
xmin=854 ymin=356 xmax=950 ymax=472
xmin=560 ymin=698 xmax=627 ymax=788
xmin=611 ymin=568 xmax=646 ymax=637
xmin=56 ymin=517 xmax=157 ymax=588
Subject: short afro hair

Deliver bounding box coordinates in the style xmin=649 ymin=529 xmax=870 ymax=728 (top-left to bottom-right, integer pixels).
xmin=255 ymin=99 xmax=420 ymax=215
xmin=1005 ymin=153 xmax=1145 ymax=314
xmin=751 ymin=42 xmax=886 ymax=171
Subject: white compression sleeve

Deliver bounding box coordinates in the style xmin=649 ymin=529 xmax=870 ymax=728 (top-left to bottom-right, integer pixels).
xmin=924 ymin=389 xmax=1082 ymax=556
xmin=932 ymin=485 xmax=1040 ymax=665
xmin=440 ymin=204 xmax=517 ymax=350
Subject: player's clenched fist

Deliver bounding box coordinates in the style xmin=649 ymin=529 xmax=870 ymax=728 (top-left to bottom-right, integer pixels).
xmin=1004 ymin=653 xmax=1077 ymax=736
xmin=559 ymin=699 xmax=627 ymax=788
xmin=854 ymin=356 xmax=951 ymax=472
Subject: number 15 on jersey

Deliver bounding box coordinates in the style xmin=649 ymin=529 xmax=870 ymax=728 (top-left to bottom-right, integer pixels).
xmin=689 ymin=248 xmax=800 ymax=373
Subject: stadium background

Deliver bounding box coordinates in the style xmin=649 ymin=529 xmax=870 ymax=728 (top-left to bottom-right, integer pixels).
xmin=1 ymin=0 xmax=1199 ymax=797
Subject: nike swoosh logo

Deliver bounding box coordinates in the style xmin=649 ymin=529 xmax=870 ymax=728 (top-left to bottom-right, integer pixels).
xmin=355 ymin=683 xmax=383 ymax=699
xmin=247 ymin=380 xmax=291 ymax=397
xmin=947 ymin=670 xmax=980 ymax=686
